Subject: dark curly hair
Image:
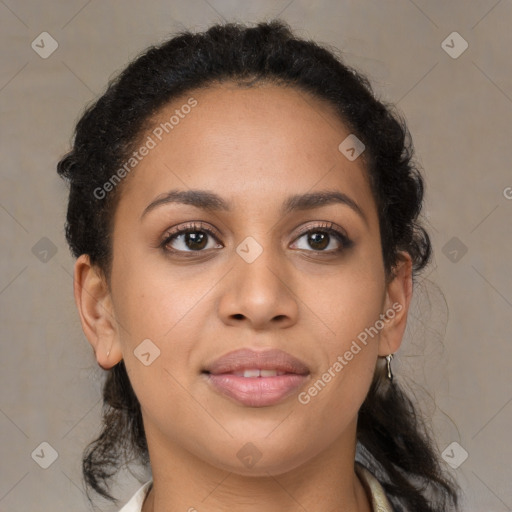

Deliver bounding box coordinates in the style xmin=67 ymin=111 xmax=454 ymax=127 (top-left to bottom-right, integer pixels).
xmin=57 ymin=20 xmax=460 ymax=512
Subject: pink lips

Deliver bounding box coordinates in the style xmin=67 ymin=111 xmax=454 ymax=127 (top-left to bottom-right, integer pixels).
xmin=202 ymin=348 xmax=310 ymax=407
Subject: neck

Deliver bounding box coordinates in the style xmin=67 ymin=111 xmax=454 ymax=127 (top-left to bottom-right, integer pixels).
xmin=141 ymin=421 xmax=372 ymax=512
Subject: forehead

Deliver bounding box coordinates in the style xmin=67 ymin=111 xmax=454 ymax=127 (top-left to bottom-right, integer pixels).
xmin=118 ymin=83 xmax=377 ymax=226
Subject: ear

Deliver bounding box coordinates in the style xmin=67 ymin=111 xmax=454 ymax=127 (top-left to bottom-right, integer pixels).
xmin=73 ymin=254 xmax=123 ymax=369
xmin=378 ymin=251 xmax=413 ymax=357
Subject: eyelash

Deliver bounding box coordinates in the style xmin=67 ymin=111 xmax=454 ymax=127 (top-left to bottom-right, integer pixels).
xmin=160 ymin=221 xmax=353 ymax=256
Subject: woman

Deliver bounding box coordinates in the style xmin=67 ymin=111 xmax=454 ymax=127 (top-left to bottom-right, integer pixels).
xmin=57 ymin=20 xmax=460 ymax=512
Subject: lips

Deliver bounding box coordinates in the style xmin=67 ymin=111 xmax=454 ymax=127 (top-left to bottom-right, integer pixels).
xmin=203 ymin=348 xmax=310 ymax=376
xmin=202 ymin=348 xmax=310 ymax=407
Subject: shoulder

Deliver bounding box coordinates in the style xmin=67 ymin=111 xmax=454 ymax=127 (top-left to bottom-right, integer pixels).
xmin=355 ymin=463 xmax=396 ymax=512
xmin=118 ymin=480 xmax=153 ymax=512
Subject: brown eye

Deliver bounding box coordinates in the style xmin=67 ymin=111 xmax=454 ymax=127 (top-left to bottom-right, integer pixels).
xmin=161 ymin=223 xmax=223 ymax=254
xmin=306 ymin=232 xmax=330 ymax=251
xmin=291 ymin=222 xmax=353 ymax=254
xmin=181 ymin=231 xmax=208 ymax=250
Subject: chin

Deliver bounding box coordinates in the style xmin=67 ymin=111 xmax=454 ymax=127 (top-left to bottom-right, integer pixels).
xmin=197 ymin=435 xmax=319 ymax=478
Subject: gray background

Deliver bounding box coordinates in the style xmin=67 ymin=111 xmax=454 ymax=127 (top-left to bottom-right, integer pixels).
xmin=1 ymin=1 xmax=511 ymax=511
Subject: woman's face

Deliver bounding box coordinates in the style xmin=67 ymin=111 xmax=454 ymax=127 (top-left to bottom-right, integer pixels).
xmin=82 ymin=83 xmax=410 ymax=476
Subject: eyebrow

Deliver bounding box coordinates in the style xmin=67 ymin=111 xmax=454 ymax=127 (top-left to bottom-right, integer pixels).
xmin=141 ymin=189 xmax=368 ymax=226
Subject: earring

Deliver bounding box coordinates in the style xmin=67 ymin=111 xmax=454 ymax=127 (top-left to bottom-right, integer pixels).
xmin=385 ymin=354 xmax=394 ymax=381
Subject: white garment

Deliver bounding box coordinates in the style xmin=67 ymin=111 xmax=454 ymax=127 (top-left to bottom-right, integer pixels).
xmin=118 ymin=464 xmax=394 ymax=511
xmin=119 ymin=480 xmax=152 ymax=512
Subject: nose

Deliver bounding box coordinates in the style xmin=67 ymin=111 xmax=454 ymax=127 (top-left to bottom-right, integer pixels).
xmin=217 ymin=243 xmax=299 ymax=331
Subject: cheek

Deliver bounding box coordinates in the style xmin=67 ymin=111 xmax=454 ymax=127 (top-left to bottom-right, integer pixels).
xmin=110 ymin=261 xmax=211 ymax=426
xmin=299 ymin=253 xmax=385 ymax=348
xmin=110 ymin=249 xmax=213 ymax=343
xmin=294 ymin=256 xmax=384 ymax=410
xmin=109 ymin=255 xmax=223 ymax=407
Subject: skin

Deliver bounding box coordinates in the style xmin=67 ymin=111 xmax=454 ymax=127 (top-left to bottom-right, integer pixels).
xmin=74 ymin=83 xmax=413 ymax=512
